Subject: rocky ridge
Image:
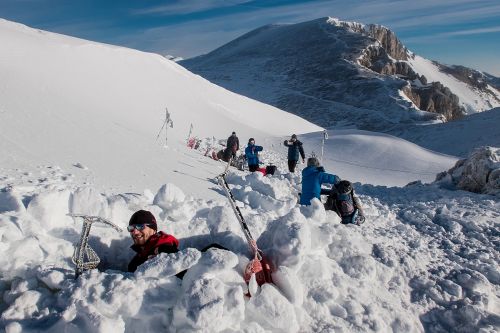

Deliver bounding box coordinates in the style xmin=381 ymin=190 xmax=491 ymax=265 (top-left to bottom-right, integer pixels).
xmin=182 ymin=17 xmax=499 ymax=130
xmin=333 ymin=20 xmax=466 ymax=120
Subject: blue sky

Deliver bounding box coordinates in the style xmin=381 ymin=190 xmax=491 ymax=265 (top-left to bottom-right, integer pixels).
xmin=1 ymin=0 xmax=499 ymax=75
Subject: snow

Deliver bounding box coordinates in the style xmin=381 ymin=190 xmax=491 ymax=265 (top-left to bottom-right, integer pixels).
xmin=394 ymin=107 xmax=500 ymax=157
xmin=0 ymin=19 xmax=499 ymax=333
xmin=0 ymin=18 xmax=321 ymax=197
xmin=409 ymin=55 xmax=500 ymax=114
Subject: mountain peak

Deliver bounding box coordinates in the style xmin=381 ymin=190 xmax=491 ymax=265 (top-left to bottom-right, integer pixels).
xmin=182 ymin=17 xmax=499 ymax=130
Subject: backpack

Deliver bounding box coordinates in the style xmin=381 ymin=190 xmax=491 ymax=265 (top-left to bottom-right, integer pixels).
xmin=265 ymin=165 xmax=277 ymax=175
xmin=325 ymin=180 xmax=362 ymax=224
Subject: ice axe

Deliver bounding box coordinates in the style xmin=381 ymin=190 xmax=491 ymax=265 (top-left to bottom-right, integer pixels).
xmin=216 ymin=173 xmax=273 ymax=287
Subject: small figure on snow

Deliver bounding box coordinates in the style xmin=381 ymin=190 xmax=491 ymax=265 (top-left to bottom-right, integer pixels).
xmin=284 ymin=134 xmax=305 ymax=172
xmin=224 ymin=131 xmax=240 ymax=161
xmin=300 ymin=157 xmax=340 ymax=205
xmin=127 ymin=210 xmax=179 ymax=272
xmin=245 ymin=138 xmax=263 ymax=172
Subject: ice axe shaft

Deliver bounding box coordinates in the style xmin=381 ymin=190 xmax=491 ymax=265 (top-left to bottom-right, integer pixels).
xmin=217 ymin=173 xmax=272 ymax=285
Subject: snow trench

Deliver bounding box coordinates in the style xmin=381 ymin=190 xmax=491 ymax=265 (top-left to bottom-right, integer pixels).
xmin=0 ymin=166 xmax=498 ymax=333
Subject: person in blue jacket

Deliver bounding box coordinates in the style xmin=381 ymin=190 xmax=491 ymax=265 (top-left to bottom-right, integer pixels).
xmin=283 ymin=134 xmax=305 ymax=172
xmin=300 ymin=157 xmax=340 ymax=205
xmin=245 ymin=138 xmax=263 ymax=172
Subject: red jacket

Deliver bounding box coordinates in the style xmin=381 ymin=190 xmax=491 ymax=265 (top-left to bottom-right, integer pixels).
xmin=128 ymin=231 xmax=179 ymax=272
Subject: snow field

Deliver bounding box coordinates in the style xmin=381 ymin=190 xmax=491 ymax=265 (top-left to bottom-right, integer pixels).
xmin=1 ymin=152 xmax=498 ymax=332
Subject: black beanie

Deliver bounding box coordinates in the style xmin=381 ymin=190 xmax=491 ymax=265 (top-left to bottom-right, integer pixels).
xmin=248 ymin=138 xmax=255 ymax=143
xmin=129 ymin=210 xmax=157 ymax=230
xmin=291 ymin=134 xmax=297 ymax=139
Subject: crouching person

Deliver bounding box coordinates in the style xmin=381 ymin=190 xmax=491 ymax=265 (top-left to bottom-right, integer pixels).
xmin=300 ymin=157 xmax=340 ymax=205
xmin=127 ymin=210 xmax=179 ymax=272
xmin=325 ymin=180 xmax=366 ymax=225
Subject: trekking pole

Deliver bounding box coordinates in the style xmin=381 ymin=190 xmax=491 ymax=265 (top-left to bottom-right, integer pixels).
xmin=186 ymin=123 xmax=193 ymax=144
xmin=320 ymin=130 xmax=328 ymax=162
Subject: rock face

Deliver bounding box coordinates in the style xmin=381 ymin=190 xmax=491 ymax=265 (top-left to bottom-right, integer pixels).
xmin=435 ymin=146 xmax=500 ymax=196
xmin=353 ymin=24 xmax=465 ymax=121
xmin=403 ymin=83 xmax=464 ymax=121
xmin=182 ymin=17 xmax=497 ymax=130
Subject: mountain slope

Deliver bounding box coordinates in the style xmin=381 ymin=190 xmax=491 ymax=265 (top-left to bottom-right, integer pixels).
xmin=181 ymin=17 xmax=500 ymax=131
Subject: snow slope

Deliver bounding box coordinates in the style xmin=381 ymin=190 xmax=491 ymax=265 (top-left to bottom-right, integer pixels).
xmin=0 ymin=18 xmax=321 ymax=197
xmin=409 ymin=56 xmax=500 ymax=114
xmin=0 ymin=19 xmax=498 ymax=333
xmin=268 ymin=130 xmax=458 ymax=187
xmin=393 ymin=107 xmax=500 ymax=157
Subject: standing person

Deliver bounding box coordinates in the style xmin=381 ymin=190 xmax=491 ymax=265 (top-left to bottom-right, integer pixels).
xmin=300 ymin=157 xmax=340 ymax=205
xmin=224 ymin=131 xmax=240 ymax=161
xmin=245 ymin=138 xmax=263 ymax=172
xmin=127 ymin=210 xmax=179 ymax=272
xmin=284 ymin=134 xmax=305 ymax=172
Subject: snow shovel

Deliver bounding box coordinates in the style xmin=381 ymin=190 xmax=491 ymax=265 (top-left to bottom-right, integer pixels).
xmin=217 ymin=173 xmax=273 ymax=286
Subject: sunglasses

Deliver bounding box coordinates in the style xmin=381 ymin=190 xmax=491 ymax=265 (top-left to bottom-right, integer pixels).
xmin=127 ymin=224 xmax=154 ymax=232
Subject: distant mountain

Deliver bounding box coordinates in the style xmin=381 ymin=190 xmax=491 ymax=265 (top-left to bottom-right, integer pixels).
xmin=182 ymin=17 xmax=500 ymax=131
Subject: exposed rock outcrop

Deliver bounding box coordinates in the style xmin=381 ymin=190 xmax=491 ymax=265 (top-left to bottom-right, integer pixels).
xmin=334 ymin=20 xmax=409 ymax=61
xmin=435 ymin=146 xmax=500 ymax=196
xmin=358 ymin=42 xmax=465 ymax=120
xmin=403 ymin=83 xmax=465 ymax=121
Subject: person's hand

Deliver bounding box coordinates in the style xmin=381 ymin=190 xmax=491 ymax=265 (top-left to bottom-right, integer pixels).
xmin=302 ymin=158 xmax=305 ymax=163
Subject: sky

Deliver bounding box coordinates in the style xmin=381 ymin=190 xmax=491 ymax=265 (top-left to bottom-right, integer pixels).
xmin=1 ymin=0 xmax=499 ymax=76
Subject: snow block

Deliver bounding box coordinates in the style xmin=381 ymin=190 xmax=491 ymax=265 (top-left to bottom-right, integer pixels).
xmin=0 ymin=188 xmax=25 ymax=213
xmin=69 ymin=187 xmax=108 ymax=217
xmin=246 ymin=284 xmax=299 ymax=333
xmin=153 ymin=183 xmax=194 ymax=221
xmin=172 ymin=249 xmax=244 ymax=331
xmin=26 ymin=189 xmax=72 ymax=229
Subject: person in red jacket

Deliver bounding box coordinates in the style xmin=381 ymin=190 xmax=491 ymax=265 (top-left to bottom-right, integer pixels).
xmin=127 ymin=210 xmax=179 ymax=273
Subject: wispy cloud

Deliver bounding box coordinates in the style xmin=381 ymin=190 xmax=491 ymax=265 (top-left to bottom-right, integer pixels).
xmin=132 ymin=0 xmax=253 ymax=16
xmin=436 ymin=26 xmax=500 ymax=36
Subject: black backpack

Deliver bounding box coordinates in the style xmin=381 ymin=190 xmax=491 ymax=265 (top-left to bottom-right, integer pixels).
xmin=265 ymin=165 xmax=277 ymax=175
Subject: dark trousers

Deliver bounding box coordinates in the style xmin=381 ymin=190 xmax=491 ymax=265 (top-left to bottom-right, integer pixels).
xmin=288 ymin=160 xmax=298 ymax=172
xmin=249 ymin=164 xmax=259 ymax=172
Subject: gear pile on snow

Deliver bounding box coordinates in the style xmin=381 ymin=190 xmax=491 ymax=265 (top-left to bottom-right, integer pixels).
xmin=435 ymin=146 xmax=500 ymax=196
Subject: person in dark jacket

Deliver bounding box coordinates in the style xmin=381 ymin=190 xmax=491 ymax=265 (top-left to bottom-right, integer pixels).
xmin=225 ymin=131 xmax=240 ymax=160
xmin=300 ymin=157 xmax=340 ymax=205
xmin=127 ymin=210 xmax=179 ymax=272
xmin=245 ymin=138 xmax=263 ymax=172
xmin=284 ymin=134 xmax=305 ymax=172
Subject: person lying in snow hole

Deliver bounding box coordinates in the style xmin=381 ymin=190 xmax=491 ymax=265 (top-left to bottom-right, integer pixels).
xmin=127 ymin=210 xmax=227 ymax=276
xmin=127 ymin=210 xmax=179 ymax=273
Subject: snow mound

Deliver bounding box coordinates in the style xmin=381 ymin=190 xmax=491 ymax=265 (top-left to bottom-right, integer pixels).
xmin=435 ymin=146 xmax=500 ymax=196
